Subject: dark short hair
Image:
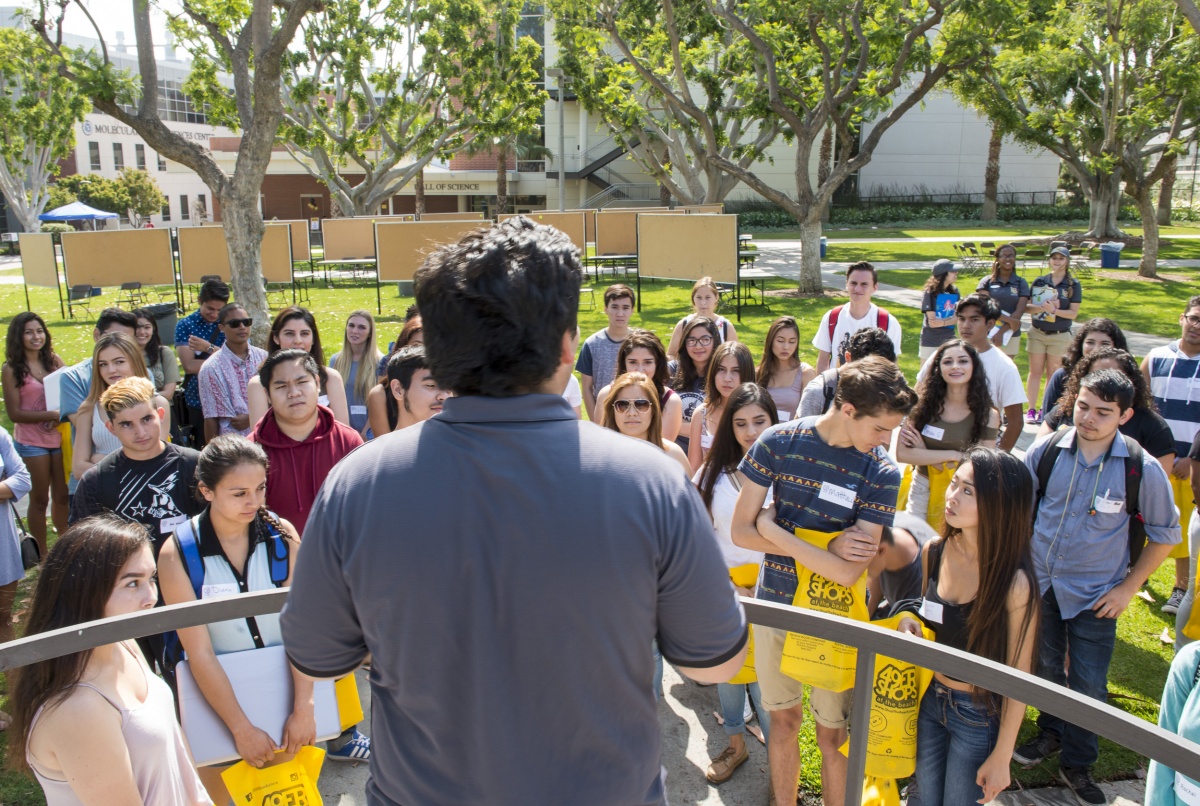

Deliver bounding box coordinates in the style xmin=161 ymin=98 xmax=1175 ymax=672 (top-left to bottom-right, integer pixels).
xmin=95 ymin=308 xmax=138 ymax=333
xmin=1188 ymin=295 xmax=1200 ymax=314
xmin=845 ymin=261 xmax=877 ymax=284
xmin=1079 ymin=368 xmax=1135 ymax=412
xmin=414 ymin=217 xmax=582 ymax=396
xmin=956 ymin=294 xmax=1000 ymax=323
xmin=198 ymin=279 xmax=231 ymax=305
xmin=258 ymin=348 xmax=319 ymax=390
xmin=603 ymin=284 xmax=636 ymax=307
xmin=833 ymin=355 xmax=917 ymax=418
xmin=218 ymin=303 xmax=247 ymax=324
xmin=838 ymin=327 xmax=897 ymax=363
xmin=387 ymin=344 xmax=429 ymax=392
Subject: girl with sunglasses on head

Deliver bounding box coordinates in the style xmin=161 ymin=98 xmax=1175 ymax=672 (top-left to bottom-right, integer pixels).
xmin=594 ymin=330 xmax=683 ymax=441
xmin=694 ymin=383 xmax=779 ymax=785
xmin=666 ymin=276 xmax=739 ymax=360
xmin=756 ymin=316 xmax=816 ymax=422
xmin=247 ymin=307 xmax=350 ymax=428
xmin=669 ymin=316 xmax=720 ymax=455
xmin=600 ymin=372 xmax=691 ymax=476
xmin=689 ymin=341 xmax=756 ymax=473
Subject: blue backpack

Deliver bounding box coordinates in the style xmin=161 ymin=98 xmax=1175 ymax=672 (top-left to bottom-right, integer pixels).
xmin=159 ymin=515 xmax=289 ymax=683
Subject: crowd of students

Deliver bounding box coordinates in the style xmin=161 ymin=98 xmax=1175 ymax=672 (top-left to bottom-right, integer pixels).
xmin=0 ymin=233 xmax=1198 ymax=806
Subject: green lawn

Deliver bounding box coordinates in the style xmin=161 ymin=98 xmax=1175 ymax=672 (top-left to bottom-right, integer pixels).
xmin=0 ymin=268 xmax=1183 ymax=801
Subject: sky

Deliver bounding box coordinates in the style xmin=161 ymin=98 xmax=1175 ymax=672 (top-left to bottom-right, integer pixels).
xmin=24 ymin=0 xmax=182 ymax=55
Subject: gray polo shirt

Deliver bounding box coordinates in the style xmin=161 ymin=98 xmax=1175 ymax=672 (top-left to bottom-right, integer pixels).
xmin=281 ymin=393 xmax=746 ymax=806
xmin=1025 ymin=428 xmax=1180 ymax=619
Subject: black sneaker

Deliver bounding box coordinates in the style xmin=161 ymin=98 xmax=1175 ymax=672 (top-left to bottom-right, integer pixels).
xmin=1012 ymin=732 xmax=1061 ymax=766
xmin=1058 ymin=766 xmax=1108 ymax=806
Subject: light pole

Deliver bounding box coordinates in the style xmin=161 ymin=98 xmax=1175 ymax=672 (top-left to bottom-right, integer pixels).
xmin=546 ymin=68 xmax=570 ymax=211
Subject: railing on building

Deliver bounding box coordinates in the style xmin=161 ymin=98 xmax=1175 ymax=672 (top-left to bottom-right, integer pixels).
xmin=582 ymin=183 xmax=661 ymax=208
xmin=1 ymin=592 xmax=1196 ymax=806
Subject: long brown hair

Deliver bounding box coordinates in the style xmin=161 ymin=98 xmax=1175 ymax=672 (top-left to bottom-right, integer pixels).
xmin=616 ymin=329 xmax=670 ymax=399
xmin=85 ymin=333 xmax=149 ymax=407
xmin=601 ymin=372 xmax=663 ymax=448
xmin=1056 ymin=348 xmax=1154 ymax=415
xmin=909 ymin=340 xmax=993 ymax=448
xmin=756 ymin=316 xmax=800 ymax=387
xmin=703 ymin=341 xmax=755 ymax=410
xmin=8 ymin=515 xmax=152 ymax=771
xmin=196 ymin=434 xmax=291 ymax=542
xmin=4 ymin=312 xmax=61 ymax=386
xmin=697 ymin=383 xmax=778 ymax=514
xmin=942 ymin=447 xmax=1039 ymax=705
xmin=671 ymin=316 xmax=719 ymax=393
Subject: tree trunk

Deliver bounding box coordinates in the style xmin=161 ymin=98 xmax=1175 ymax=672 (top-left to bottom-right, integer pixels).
xmin=798 ymin=215 xmax=824 ymax=293
xmin=982 ymin=124 xmax=1002 ymax=221
xmin=219 ymin=185 xmax=271 ymax=346
xmin=1133 ymin=185 xmax=1159 ymax=279
xmin=415 ymin=168 xmax=426 ymax=215
xmin=1086 ymin=173 xmax=1124 ymax=238
xmin=1157 ymin=158 xmax=1177 ymax=226
xmin=495 ymin=144 xmax=509 ymax=216
xmin=818 ymin=128 xmax=833 ymax=224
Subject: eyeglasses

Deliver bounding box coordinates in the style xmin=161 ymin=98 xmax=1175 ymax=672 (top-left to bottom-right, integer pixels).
xmin=1184 ymin=315 xmax=1200 ymax=327
xmin=613 ymin=398 xmax=652 ymax=413
xmin=685 ymin=335 xmax=714 ymax=348
xmin=223 ymin=318 xmax=253 ymax=329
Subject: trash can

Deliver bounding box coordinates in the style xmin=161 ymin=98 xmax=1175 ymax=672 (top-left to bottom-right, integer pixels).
xmin=1099 ymin=242 xmax=1124 ymax=269
xmin=397 ymin=280 xmax=414 ymax=297
xmin=142 ymin=301 xmax=178 ymax=346
xmin=820 ymin=236 xmax=828 ymax=259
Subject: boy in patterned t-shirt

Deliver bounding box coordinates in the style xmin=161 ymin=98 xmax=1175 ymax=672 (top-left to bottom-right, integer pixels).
xmin=733 ymin=356 xmax=916 ymax=806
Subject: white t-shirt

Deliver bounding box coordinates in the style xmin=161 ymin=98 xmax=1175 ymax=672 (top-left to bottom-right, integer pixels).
xmin=812 ymin=303 xmax=903 ymax=366
xmin=694 ymin=468 xmax=772 ymax=570
xmin=563 ymin=374 xmax=583 ymax=408
xmin=917 ymin=345 xmax=1027 ymax=411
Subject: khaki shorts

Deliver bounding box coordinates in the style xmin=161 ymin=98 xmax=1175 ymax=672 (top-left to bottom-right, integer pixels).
xmin=999 ymin=329 xmax=1022 ymax=357
xmin=754 ymin=624 xmax=853 ymax=729
xmin=1026 ymin=326 xmax=1073 ymax=357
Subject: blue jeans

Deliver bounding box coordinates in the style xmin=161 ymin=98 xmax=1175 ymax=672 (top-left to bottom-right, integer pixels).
xmin=1035 ymin=587 xmax=1117 ymax=769
xmin=717 ymin=682 xmax=771 ymax=743
xmin=910 ymin=680 xmax=999 ymax=806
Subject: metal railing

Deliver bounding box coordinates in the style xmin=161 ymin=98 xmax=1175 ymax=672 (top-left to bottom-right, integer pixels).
xmin=568 ymin=133 xmax=623 ymax=173
xmin=582 ymin=183 xmax=661 ymax=208
xmin=1 ymin=592 xmax=1197 ymax=806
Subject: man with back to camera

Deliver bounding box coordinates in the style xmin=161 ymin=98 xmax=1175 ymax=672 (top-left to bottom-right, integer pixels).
xmin=576 ymin=283 xmax=636 ymax=421
xmin=812 ymin=262 xmax=903 ymax=372
xmin=732 ymin=355 xmax=917 ymax=806
xmin=916 ymin=294 xmax=1027 ymax=452
xmin=174 ymin=278 xmax=230 ymax=448
xmin=1015 ymin=370 xmax=1179 ymax=806
xmin=799 ymin=327 xmax=898 ymax=418
xmin=280 ymin=217 xmax=747 ymax=806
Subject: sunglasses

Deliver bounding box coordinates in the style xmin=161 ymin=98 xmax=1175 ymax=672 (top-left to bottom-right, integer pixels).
xmin=223 ymin=318 xmax=253 ymax=329
xmin=613 ymin=398 xmax=652 ymax=413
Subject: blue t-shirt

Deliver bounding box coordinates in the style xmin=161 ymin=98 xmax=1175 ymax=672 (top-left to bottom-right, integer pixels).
xmin=738 ymin=415 xmax=901 ymax=604
xmin=174 ymin=310 xmax=225 ymax=409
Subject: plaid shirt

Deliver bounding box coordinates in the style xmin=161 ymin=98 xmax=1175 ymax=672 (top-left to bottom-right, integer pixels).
xmin=197 ymin=344 xmax=267 ymax=436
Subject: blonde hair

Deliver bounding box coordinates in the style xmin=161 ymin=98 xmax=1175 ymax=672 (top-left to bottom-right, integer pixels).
xmin=691 ymin=276 xmax=720 ymax=304
xmin=100 ymin=376 xmax=156 ymax=421
xmin=600 ymin=372 xmax=663 ymax=448
xmin=333 ymin=309 xmax=383 ymax=404
xmin=86 ymin=333 xmax=148 ymax=408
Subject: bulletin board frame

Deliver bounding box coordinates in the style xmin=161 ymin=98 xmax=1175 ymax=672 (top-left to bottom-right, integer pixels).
xmin=497 ymin=211 xmax=587 ymax=253
xmin=636 ymin=214 xmax=740 ymax=319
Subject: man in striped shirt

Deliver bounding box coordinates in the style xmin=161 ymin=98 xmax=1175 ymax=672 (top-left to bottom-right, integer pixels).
xmin=1141 ymin=294 xmax=1200 ymax=614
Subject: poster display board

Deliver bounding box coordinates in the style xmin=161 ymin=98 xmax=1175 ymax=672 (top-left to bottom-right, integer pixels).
xmin=274 ymin=220 xmax=311 ymax=261
xmin=682 ymin=204 xmax=725 ymax=214
xmin=61 ymin=229 xmax=174 ymax=288
xmin=418 ymin=212 xmax=486 ymax=222
xmin=261 ymin=224 xmax=294 ymax=283
xmin=594 ymin=208 xmax=680 ymax=255
xmin=18 ymin=233 xmax=59 ymax=287
xmin=636 ymin=214 xmax=738 ymax=282
xmin=497 ymin=211 xmax=587 ymax=252
xmin=178 ymin=225 xmax=294 ymax=284
xmin=375 ymin=220 xmax=491 ymax=282
xmin=321 ymin=218 xmax=379 ymax=261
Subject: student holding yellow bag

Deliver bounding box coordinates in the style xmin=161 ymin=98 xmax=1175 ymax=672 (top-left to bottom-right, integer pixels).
xmin=898 ymin=340 xmax=998 ymax=529
xmin=695 ymin=383 xmax=780 ymax=785
xmin=897 ymin=448 xmax=1039 ymax=806
xmin=732 ymin=357 xmax=916 ymax=806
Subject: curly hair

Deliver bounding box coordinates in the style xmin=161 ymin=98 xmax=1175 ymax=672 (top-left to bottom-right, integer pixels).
xmin=1056 ymin=347 xmax=1155 ymax=416
xmin=4 ymin=312 xmax=61 ymax=387
xmin=909 ymin=340 xmax=993 ymax=448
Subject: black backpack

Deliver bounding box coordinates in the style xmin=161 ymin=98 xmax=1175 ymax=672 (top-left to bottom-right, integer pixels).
xmin=1033 ymin=429 xmax=1147 ymax=564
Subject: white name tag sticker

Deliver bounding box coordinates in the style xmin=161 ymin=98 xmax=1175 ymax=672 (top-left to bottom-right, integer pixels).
xmin=918 ymin=599 xmax=944 ymax=624
xmin=921 ymin=424 xmax=945 ymax=441
xmin=700 ymin=433 xmax=713 ymax=449
xmin=159 ymin=515 xmax=187 ymax=535
xmin=1177 ymin=772 xmax=1200 ymax=806
xmin=817 ymin=481 xmax=856 ymax=510
xmin=201 ymin=583 xmax=239 ymax=600
xmin=778 ymin=410 xmax=791 ymax=421
xmin=1093 ymin=494 xmax=1124 ymax=514
xmin=350 ymin=405 xmax=368 ymax=416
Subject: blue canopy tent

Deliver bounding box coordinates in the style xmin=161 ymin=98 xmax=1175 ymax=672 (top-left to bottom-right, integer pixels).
xmin=39 ymin=201 xmax=120 ymax=230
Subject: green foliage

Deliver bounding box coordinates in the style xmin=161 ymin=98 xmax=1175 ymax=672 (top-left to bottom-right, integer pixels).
xmin=45 ymin=183 xmax=76 ymax=212
xmin=37 ymin=223 xmax=71 ymax=235
xmin=118 ymin=169 xmax=167 ymax=224
xmin=53 ymin=174 xmax=128 ymax=215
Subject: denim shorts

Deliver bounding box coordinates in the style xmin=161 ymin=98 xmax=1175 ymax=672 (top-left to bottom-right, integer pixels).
xmin=13 ymin=440 xmax=61 ymax=459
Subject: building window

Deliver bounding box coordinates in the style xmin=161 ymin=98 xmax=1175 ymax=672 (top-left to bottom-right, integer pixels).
xmin=157 ymin=78 xmax=208 ymax=124
xmin=88 ymin=142 xmax=101 ymax=171
xmin=157 ymin=152 xmax=167 ymax=171
xmin=135 ymin=144 xmax=146 ymax=170
xmin=180 ymin=194 xmax=189 ymax=220
xmin=112 ymin=143 xmax=124 ymax=171
xmin=161 ymin=203 xmax=171 ymax=222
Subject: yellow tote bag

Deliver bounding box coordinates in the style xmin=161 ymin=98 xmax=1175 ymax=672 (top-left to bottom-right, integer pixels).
xmin=925 ymin=463 xmax=957 ymax=532
xmin=57 ymin=422 xmax=72 ymax=486
xmin=1171 ymin=475 xmax=1194 ymax=561
xmin=222 ymin=746 xmax=325 ymax=806
xmin=779 ymin=528 xmax=869 ymax=692
xmin=335 ymin=673 xmax=364 ymax=731
xmin=838 ymin=615 xmax=935 ymax=778
xmin=727 ymin=563 xmax=760 ymax=684
xmin=861 ymin=775 xmax=902 ymax=806
xmin=896 ymin=465 xmax=913 ymax=512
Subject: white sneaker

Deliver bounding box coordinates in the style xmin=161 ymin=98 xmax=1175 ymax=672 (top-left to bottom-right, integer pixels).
xmin=743 ymin=697 xmax=754 ymax=724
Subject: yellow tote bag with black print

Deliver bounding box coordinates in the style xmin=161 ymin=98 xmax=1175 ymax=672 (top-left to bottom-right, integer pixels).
xmin=779 ymin=528 xmax=868 ymax=692
xmin=727 ymin=563 xmax=760 ymax=684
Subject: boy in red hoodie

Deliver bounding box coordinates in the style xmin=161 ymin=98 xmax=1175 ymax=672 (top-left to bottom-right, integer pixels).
xmin=250 ymin=349 xmax=363 ymax=534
